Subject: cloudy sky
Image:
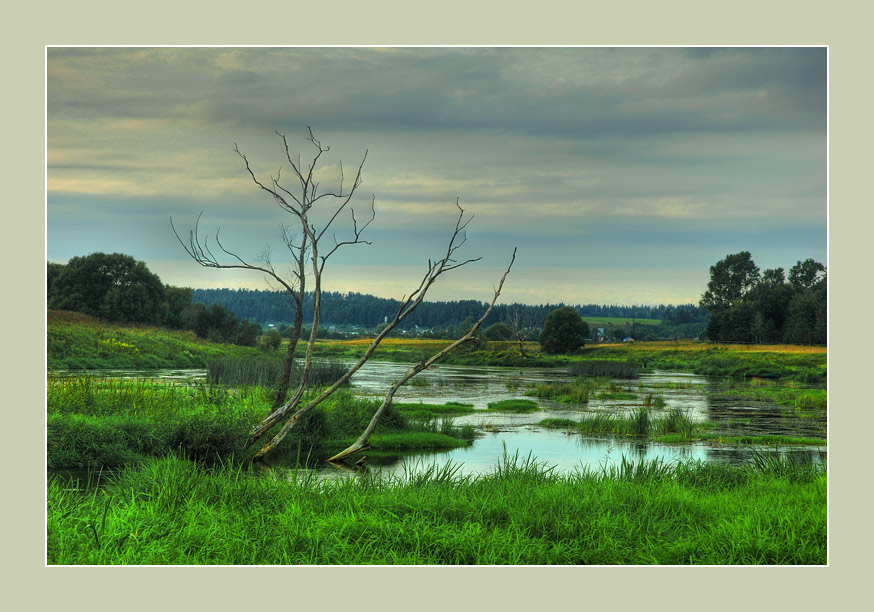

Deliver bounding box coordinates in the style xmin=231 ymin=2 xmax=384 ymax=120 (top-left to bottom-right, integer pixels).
xmin=46 ymin=47 xmax=827 ymax=306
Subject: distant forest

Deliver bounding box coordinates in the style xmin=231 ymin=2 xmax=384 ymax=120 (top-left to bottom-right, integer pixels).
xmin=191 ymin=288 xmax=708 ymax=331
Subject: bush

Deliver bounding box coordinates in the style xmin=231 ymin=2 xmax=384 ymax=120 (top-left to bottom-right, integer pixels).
xmin=539 ymin=307 xmax=589 ymax=354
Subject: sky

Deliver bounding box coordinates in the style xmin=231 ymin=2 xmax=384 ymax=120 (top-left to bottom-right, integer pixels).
xmin=46 ymin=46 xmax=827 ymax=306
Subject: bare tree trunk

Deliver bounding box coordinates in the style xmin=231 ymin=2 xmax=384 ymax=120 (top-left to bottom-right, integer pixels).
xmin=271 ymin=296 xmax=304 ymax=412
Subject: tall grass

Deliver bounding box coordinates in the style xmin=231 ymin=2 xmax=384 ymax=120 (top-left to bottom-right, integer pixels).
xmin=527 ymin=379 xmax=594 ymax=403
xmin=47 ymin=453 xmax=826 ymax=565
xmin=558 ymin=407 xmax=696 ymax=441
xmin=568 ymin=360 xmax=640 ymax=378
xmin=206 ymin=357 xmax=348 ymax=388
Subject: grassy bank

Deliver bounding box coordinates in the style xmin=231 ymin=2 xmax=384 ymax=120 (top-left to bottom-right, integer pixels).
xmin=315 ymin=338 xmax=826 ymax=383
xmin=47 ymin=376 xmax=473 ymax=469
xmin=47 ymin=452 xmax=826 ymax=565
xmin=48 ymin=313 xmax=826 ymax=385
xmin=48 ymin=310 xmax=259 ymax=370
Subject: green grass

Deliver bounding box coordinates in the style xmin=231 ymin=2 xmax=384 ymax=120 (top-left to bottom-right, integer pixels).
xmin=697 ymin=434 xmax=828 ymax=446
xmin=48 ymin=309 xmax=259 ymax=370
xmin=47 ymin=453 xmax=826 ymax=565
xmin=486 ymin=399 xmax=540 ymax=413
xmin=526 ymin=379 xmax=595 ymax=404
xmin=714 ymin=384 xmax=826 ymax=412
xmin=645 ymin=393 xmax=667 ymax=407
xmin=47 ymin=377 xmax=473 ymax=469
xmin=393 ymin=402 xmax=476 ymax=419
xmin=538 ymin=418 xmax=580 ymax=429
xmin=48 ymin=314 xmax=827 ymax=387
xmin=328 ymin=432 xmax=471 ymax=452
xmin=597 ymin=392 xmax=638 ymax=400
xmin=550 ymin=408 xmax=694 ymax=441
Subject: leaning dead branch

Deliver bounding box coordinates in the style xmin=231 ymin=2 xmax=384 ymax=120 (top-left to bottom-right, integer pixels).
xmin=327 ymin=248 xmax=517 ymax=463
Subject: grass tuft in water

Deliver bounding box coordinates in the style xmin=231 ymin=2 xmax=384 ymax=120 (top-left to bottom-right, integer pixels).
xmin=486 ymin=399 xmax=540 ymax=413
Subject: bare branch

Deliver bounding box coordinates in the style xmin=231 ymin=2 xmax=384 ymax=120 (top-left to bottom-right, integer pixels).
xmin=327 ymin=248 xmax=518 ymax=462
xmin=248 ymin=203 xmax=499 ymax=455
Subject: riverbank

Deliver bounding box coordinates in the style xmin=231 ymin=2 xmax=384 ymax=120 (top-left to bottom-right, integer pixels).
xmin=48 ymin=311 xmax=826 ymax=383
xmin=48 ymin=310 xmax=260 ymax=370
xmin=47 ymin=453 xmax=826 ymax=565
xmin=47 ymin=376 xmax=475 ymax=469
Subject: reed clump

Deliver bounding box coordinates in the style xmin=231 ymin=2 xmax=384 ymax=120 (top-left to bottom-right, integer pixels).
xmin=206 ymin=357 xmax=348 ymax=388
xmin=568 ymin=360 xmax=640 ymax=379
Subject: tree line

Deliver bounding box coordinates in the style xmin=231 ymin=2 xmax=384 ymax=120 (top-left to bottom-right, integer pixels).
xmin=47 ymin=252 xmax=712 ymax=345
xmin=190 ymin=287 xmax=705 ymax=330
xmin=699 ymin=251 xmax=826 ymax=345
xmin=47 ymin=253 xmax=260 ymax=346
xmin=47 ymin=251 xmax=825 ymax=347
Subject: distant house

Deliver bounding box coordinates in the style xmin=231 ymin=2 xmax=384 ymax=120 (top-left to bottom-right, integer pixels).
xmin=623 ymin=337 xmax=635 ymax=343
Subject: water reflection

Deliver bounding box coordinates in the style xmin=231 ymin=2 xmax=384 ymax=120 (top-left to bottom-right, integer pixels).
xmin=52 ymin=362 xmax=826 ymax=480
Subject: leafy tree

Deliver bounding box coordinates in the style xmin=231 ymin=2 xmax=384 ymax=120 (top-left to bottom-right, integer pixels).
xmin=539 ymin=307 xmax=589 ymax=354
xmin=49 ymin=252 xmax=166 ymax=324
xmin=260 ymin=328 xmax=283 ymax=352
xmin=164 ymin=286 xmax=193 ymax=329
xmin=700 ymin=251 xmax=760 ymax=341
xmin=47 ymin=262 xmax=66 ymax=303
xmin=788 ymin=259 xmax=826 ymax=291
xmin=700 ymin=252 xmax=826 ymax=344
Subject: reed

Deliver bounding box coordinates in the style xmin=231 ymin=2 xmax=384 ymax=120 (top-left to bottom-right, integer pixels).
xmin=206 ymin=357 xmax=348 ymax=388
xmin=567 ymin=360 xmax=640 ymax=379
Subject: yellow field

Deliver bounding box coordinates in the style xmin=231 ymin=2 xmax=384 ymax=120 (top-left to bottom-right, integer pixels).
xmin=595 ymin=340 xmax=826 ymax=354
xmin=321 ymin=337 xmax=825 ymax=355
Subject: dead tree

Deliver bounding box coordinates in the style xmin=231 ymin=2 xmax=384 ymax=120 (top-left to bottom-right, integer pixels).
xmin=174 ymin=128 xmax=515 ymax=463
xmin=506 ymin=305 xmax=536 ymax=357
xmin=247 ymin=202 xmax=513 ymax=462
xmin=171 ymin=213 xmax=310 ymax=412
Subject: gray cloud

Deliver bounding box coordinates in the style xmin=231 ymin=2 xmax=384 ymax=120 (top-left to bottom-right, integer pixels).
xmin=47 ymin=47 xmax=827 ymax=305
